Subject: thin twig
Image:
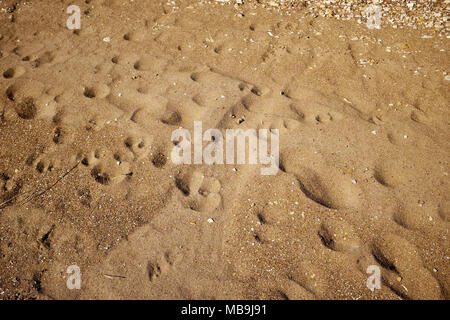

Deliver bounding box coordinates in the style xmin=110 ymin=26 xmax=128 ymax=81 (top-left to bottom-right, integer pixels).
xmin=17 ymin=161 xmax=81 ymax=207
xmin=103 ymin=274 xmax=127 ymax=279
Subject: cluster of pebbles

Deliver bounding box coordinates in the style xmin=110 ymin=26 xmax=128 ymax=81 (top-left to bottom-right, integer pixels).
xmin=217 ymin=0 xmax=449 ymax=37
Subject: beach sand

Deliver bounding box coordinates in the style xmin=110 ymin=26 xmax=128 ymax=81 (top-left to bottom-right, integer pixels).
xmin=0 ymin=0 xmax=448 ymax=299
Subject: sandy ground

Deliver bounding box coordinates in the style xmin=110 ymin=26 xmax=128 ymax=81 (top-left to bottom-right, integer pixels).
xmin=0 ymin=0 xmax=448 ymax=300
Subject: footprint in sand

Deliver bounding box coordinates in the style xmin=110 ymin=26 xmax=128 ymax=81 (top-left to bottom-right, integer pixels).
xmin=410 ymin=108 xmax=429 ymax=124
xmin=147 ymin=250 xmax=182 ymax=283
xmin=25 ymin=147 xmax=61 ymax=174
xmin=363 ymin=233 xmax=442 ymax=299
xmin=111 ymin=52 xmax=140 ymax=66
xmin=52 ymin=126 xmax=74 ymax=145
xmin=133 ymin=54 xmax=168 ymax=73
xmin=240 ymin=91 xmax=304 ymax=123
xmin=393 ymin=202 xmax=448 ymax=238
xmin=3 ymin=65 xmax=26 ymax=79
xmin=124 ymin=134 xmax=152 ymax=160
xmin=151 ymin=151 xmax=167 ymax=169
xmin=11 ymin=41 xmax=44 ymax=61
xmin=0 ymin=171 xmax=22 ymax=208
xmin=278 ymin=147 xmax=364 ymax=210
xmin=175 ymin=171 xmax=221 ymax=213
xmin=292 ymin=166 xmax=361 ymax=210
xmin=81 ymin=148 xmax=132 ymax=186
xmin=107 ymin=80 xmax=167 ymax=117
xmin=318 ymin=218 xmax=360 ymax=253
xmin=238 ymin=83 xmax=344 ymax=127
xmin=123 ymin=28 xmax=148 ymax=42
xmin=29 ymin=50 xmax=56 ymax=69
xmin=5 ymin=79 xmax=57 ymax=120
xmin=83 ymin=83 xmax=111 ymax=99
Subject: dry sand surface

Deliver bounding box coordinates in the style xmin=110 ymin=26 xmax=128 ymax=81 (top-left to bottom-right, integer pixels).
xmin=0 ymin=0 xmax=449 ymax=300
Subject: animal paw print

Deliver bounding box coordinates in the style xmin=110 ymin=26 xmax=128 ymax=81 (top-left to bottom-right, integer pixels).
xmin=5 ymin=79 xmax=58 ymax=121
xmin=0 ymin=171 xmax=22 ymax=207
xmin=318 ymin=218 xmax=360 ymax=253
xmin=52 ymin=126 xmax=74 ymax=145
xmin=357 ymin=233 xmax=442 ymax=300
xmin=293 ymin=102 xmax=343 ymax=125
xmin=26 ymin=148 xmax=59 ymax=174
xmin=147 ymin=250 xmax=182 ymax=282
xmin=124 ymin=135 xmax=151 ymax=160
xmin=175 ymin=171 xmax=221 ymax=212
xmin=81 ymin=148 xmax=132 ymax=186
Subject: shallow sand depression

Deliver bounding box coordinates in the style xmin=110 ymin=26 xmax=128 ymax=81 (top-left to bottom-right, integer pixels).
xmin=0 ymin=0 xmax=448 ymax=299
